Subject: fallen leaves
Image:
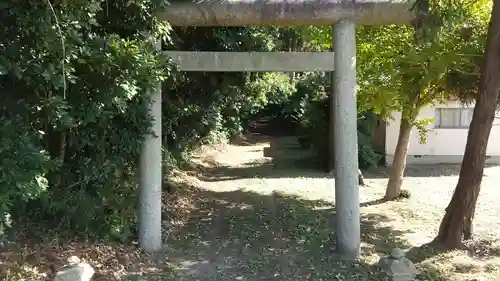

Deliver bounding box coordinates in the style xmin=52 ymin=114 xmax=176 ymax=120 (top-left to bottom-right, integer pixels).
xmin=0 ymin=169 xmax=200 ymax=281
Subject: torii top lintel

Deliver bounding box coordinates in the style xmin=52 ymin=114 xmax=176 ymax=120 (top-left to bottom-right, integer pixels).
xmin=156 ymin=0 xmax=416 ymax=27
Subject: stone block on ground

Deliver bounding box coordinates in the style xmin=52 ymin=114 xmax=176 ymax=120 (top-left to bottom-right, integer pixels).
xmin=53 ymin=256 xmax=94 ymax=281
xmin=378 ymin=248 xmax=419 ymax=281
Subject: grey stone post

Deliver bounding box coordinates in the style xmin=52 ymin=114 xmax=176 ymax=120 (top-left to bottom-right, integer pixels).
xmin=378 ymin=248 xmax=420 ymax=281
xmin=139 ymin=36 xmax=163 ymax=253
xmin=333 ymin=19 xmax=361 ymax=259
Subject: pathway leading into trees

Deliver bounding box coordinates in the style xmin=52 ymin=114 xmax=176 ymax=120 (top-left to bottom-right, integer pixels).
xmin=162 ymin=134 xmax=500 ymax=281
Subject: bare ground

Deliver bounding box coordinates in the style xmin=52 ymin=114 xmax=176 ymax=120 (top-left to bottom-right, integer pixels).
xmin=163 ymin=135 xmax=500 ymax=281
xmin=3 ymin=134 xmax=500 ymax=281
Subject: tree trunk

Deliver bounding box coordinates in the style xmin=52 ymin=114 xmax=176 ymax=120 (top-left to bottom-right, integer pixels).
xmin=432 ymin=0 xmax=500 ymax=249
xmin=384 ymin=115 xmax=413 ymax=201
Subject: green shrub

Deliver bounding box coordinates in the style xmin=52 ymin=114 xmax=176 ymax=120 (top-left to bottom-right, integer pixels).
xmin=283 ymin=73 xmax=382 ymax=171
xmin=1 ymin=0 xmax=169 ymax=240
xmin=0 ymin=5 xmax=303 ymax=242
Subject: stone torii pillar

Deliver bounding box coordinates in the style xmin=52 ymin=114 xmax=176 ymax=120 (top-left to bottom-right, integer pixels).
xmin=143 ymin=0 xmax=415 ymax=258
xmin=139 ymin=36 xmax=163 ymax=254
xmin=332 ymin=18 xmax=359 ymax=259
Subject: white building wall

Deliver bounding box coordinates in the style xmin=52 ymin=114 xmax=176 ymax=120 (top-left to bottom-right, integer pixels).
xmin=385 ymin=100 xmax=500 ymax=165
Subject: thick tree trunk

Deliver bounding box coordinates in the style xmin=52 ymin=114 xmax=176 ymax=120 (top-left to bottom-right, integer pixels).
xmin=384 ymin=115 xmax=412 ymax=201
xmin=432 ymin=0 xmax=500 ymax=249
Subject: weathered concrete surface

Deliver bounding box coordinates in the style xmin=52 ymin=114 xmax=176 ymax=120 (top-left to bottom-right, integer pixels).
xmin=333 ymin=19 xmax=360 ymax=259
xmin=156 ymin=0 xmax=415 ymax=26
xmin=164 ymin=51 xmax=335 ymax=72
xmin=139 ymin=38 xmax=163 ymax=253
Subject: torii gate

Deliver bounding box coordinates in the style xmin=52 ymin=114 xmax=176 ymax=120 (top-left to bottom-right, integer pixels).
xmin=139 ymin=0 xmax=416 ymax=259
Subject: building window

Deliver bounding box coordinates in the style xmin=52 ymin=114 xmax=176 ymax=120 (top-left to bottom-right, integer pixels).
xmin=435 ymin=108 xmax=474 ymax=128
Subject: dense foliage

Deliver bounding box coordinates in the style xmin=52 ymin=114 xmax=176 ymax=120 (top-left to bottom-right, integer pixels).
xmin=0 ymin=0 xmax=172 ymax=240
xmin=0 ymin=0 xmax=492 ymax=243
xmin=0 ymin=2 xmax=303 ymax=241
xmin=275 ymin=72 xmax=382 ymax=171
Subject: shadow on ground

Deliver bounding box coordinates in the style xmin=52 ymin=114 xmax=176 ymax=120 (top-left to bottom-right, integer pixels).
xmin=200 ymin=162 xmax=477 ymax=182
xmin=206 ymin=135 xmax=478 ymax=181
xmin=230 ymin=133 xmax=271 ymax=147
xmin=364 ymin=164 xmax=463 ymax=179
xmin=161 ymin=188 xmax=452 ymax=281
xmin=202 ymin=136 xmax=334 ymax=181
xmin=364 ymin=163 xmax=500 ymax=179
xmin=199 ymin=160 xmax=332 ymax=182
xmin=206 ymin=133 xmax=500 ymax=181
xmin=406 ymin=238 xmax=500 ymax=263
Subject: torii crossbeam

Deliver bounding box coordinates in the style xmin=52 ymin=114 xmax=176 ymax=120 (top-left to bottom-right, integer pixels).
xmin=140 ymin=0 xmax=416 ymax=260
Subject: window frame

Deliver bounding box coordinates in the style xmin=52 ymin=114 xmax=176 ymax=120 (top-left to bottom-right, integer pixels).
xmin=435 ymin=107 xmax=474 ymax=129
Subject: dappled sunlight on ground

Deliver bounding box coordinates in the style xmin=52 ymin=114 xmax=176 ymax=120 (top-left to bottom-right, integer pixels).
xmin=170 ymin=135 xmax=500 ymax=281
xmin=4 ymin=135 xmax=500 ymax=281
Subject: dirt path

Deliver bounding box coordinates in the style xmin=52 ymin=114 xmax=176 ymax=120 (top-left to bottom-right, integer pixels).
xmin=8 ymin=134 xmax=500 ymax=281
xmin=163 ymin=136 xmax=500 ymax=281
xmin=163 ymin=137 xmax=366 ymax=281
